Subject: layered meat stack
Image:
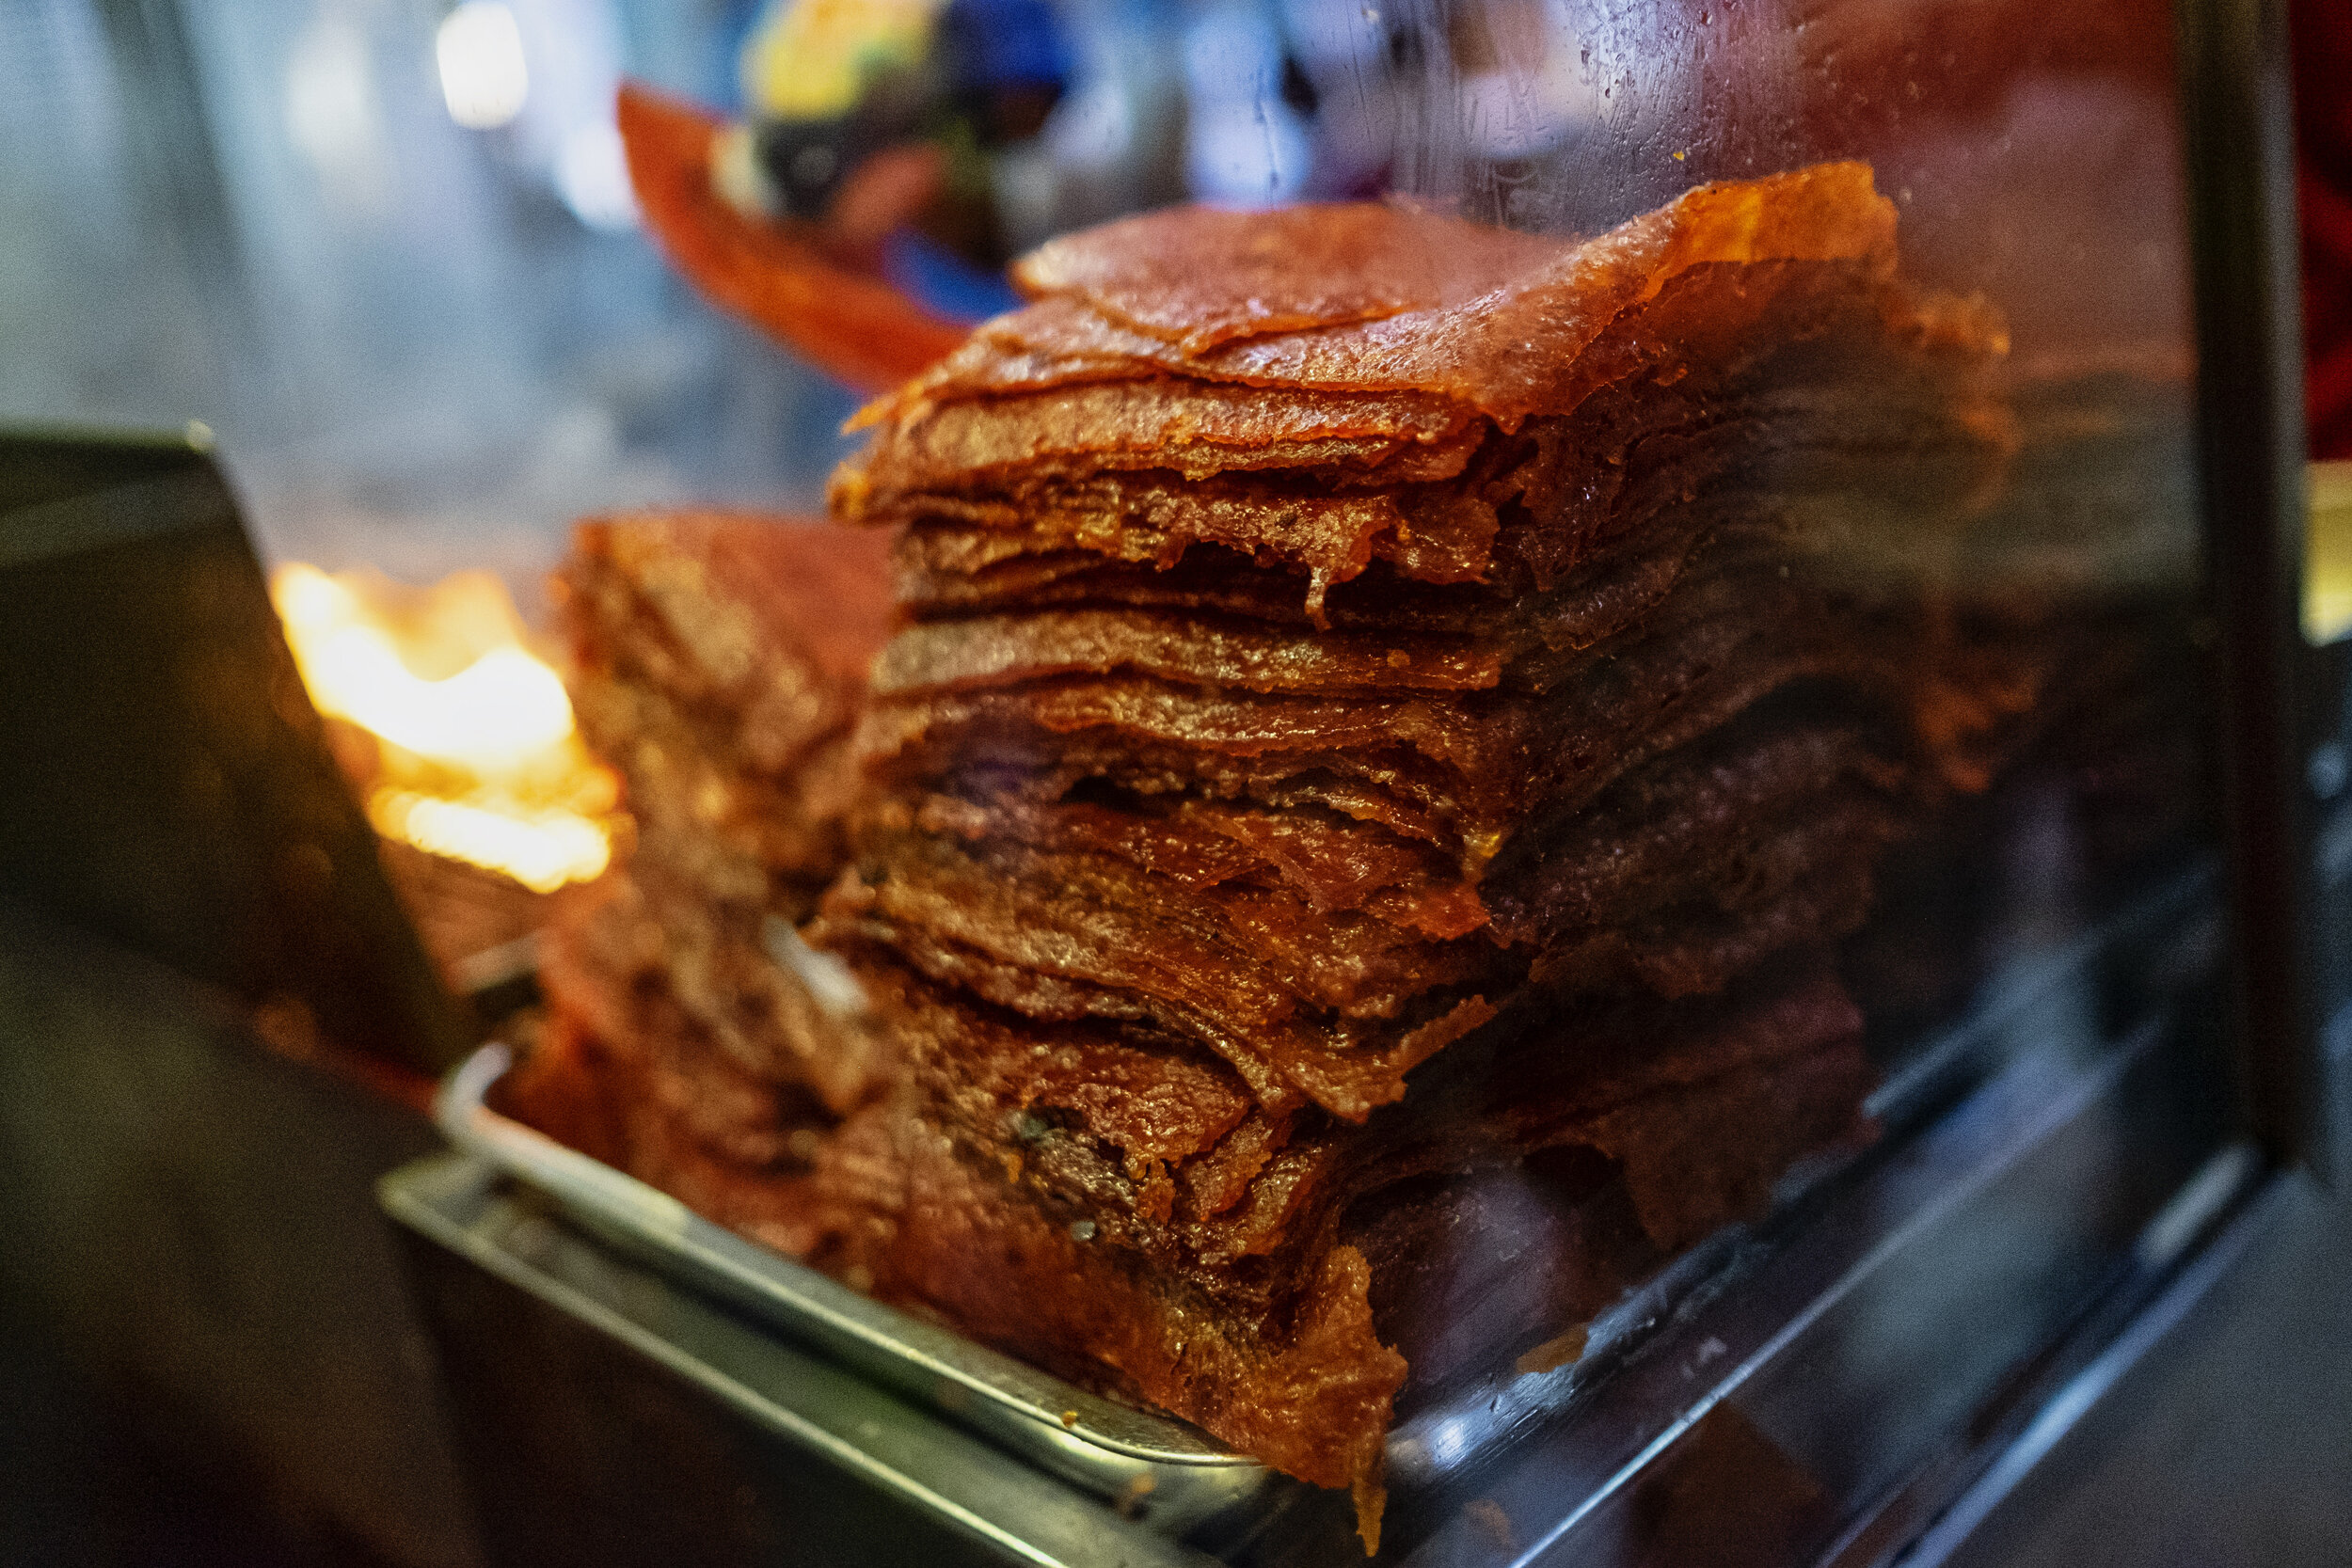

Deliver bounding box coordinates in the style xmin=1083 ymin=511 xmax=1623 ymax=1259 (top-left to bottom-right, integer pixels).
xmin=803 ymin=164 xmax=2035 ymax=1530
xmin=513 ymin=163 xmax=2053 ymax=1548
xmin=518 ymin=515 xmax=899 ymax=1255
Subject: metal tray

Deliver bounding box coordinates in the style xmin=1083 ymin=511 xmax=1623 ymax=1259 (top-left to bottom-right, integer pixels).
xmin=430 ymin=871 xmax=2219 ymax=1559
xmin=433 ymin=1045 xmax=1274 ymax=1534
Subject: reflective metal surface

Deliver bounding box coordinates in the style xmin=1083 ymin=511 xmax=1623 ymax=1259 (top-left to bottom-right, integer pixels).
xmin=434 ymin=1042 xmax=1275 ymax=1534
xmin=0 ymin=425 xmax=471 ymax=1074
xmin=383 ymin=1150 xmax=1224 ymax=1567
xmin=411 ymin=870 xmax=2232 ymax=1564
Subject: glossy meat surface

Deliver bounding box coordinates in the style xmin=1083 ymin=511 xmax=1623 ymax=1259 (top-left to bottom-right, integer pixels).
xmin=502 ymin=171 xmax=2071 ymax=1549
xmin=812 ymin=167 xmax=2033 ymax=1525
xmin=862 ymin=163 xmax=1910 ymax=423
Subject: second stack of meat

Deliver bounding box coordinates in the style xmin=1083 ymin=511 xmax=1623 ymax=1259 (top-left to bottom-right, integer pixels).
xmin=811 ymin=164 xmax=2035 ymax=1520
xmin=531 ymin=514 xmax=898 ymax=1251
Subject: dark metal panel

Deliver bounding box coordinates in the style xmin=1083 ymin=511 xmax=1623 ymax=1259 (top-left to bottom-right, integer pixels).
xmin=1914 ymin=1169 xmax=2352 ymax=1568
xmin=0 ymin=425 xmax=472 ymax=1074
xmin=2172 ymin=0 xmax=2325 ymax=1163
xmin=0 ymin=909 xmax=485 ymax=1568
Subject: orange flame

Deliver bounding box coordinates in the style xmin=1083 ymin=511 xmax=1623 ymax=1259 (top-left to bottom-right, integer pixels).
xmin=270 ymin=562 xmax=616 ymax=893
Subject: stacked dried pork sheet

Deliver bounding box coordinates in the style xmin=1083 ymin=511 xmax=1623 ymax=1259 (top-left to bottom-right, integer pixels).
xmin=516 ymin=515 xmax=898 ymax=1256
xmin=803 ymin=165 xmax=2035 ymax=1529
xmin=508 ymin=166 xmax=2059 ymax=1550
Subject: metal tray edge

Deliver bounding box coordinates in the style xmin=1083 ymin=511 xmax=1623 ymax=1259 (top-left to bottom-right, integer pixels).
xmin=432 ymin=1043 xmax=1261 ymax=1475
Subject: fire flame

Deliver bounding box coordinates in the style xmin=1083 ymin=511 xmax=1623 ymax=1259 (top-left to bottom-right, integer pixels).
xmin=270 ymin=562 xmax=616 ymax=893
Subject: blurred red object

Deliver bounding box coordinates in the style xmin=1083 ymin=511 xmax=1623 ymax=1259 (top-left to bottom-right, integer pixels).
xmin=2298 ymin=0 xmax=2352 ymax=457
xmin=616 ymin=84 xmax=968 ymax=394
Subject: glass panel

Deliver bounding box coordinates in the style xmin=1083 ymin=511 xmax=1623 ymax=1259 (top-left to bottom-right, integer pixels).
xmin=3 ymin=1 xmax=2234 ymax=1562
xmin=502 ymin=4 xmax=2224 ymax=1554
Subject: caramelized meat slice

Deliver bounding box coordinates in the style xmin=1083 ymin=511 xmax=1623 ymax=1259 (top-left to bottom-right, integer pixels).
xmin=835 ymin=379 xmax=1486 ymax=512
xmin=562 ymin=512 xmax=896 ymax=899
xmin=910 ymin=792 xmax=1483 ymax=932
xmin=564 ymin=512 xmax=894 ymax=764
xmin=852 ymin=959 xmax=1867 ymax=1496
xmin=534 ymin=879 xmax=832 ymax=1164
xmin=863 ymin=307 xmax=2009 ymax=628
xmin=568 ymin=670 xmax=859 ymax=899
xmin=1484 ymin=713 xmax=1909 ymax=941
xmin=873 ymin=607 xmax=1507 ymax=697
xmin=543 ymin=862 xmax=893 ymax=1118
xmin=815 ymin=826 xmax=1501 ymax=1119
xmin=853 ymin=564 xmax=1903 ymax=852
xmin=861 ymin=165 xmax=1919 ymax=428
xmin=1011 ymin=201 xmax=1571 ymax=354
xmin=891 ymin=484 xmax=1462 ymax=613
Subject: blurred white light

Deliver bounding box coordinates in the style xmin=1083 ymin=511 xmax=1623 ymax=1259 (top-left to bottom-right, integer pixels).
xmin=1043 ymin=83 xmax=1133 ymax=173
xmin=285 ymin=13 xmax=389 ymax=199
xmin=437 ymin=2 xmax=530 ymax=130
xmin=1186 ymin=104 xmax=1313 ymax=207
xmin=1183 ymin=4 xmax=1315 ymax=206
xmin=555 ymin=119 xmax=639 ymax=230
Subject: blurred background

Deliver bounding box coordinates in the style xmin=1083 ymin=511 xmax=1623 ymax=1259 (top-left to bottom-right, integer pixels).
xmin=4 ymin=0 xmax=1612 ymax=604
xmin=1 ymin=0 xmax=2209 ymax=605
xmin=5 ymin=0 xmax=874 ymax=604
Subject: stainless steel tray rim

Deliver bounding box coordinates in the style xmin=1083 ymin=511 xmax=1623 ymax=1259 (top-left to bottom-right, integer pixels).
xmin=434 ymin=1043 xmax=1259 ymax=1472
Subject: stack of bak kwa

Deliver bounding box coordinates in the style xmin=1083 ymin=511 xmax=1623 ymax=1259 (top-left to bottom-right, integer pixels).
xmin=514 ymin=164 xmax=2045 ymax=1550
xmin=517 ymin=515 xmax=902 ymax=1251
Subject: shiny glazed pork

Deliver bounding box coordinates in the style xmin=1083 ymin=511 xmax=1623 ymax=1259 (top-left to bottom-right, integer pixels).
xmin=511 ymin=167 xmax=2055 ymax=1552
